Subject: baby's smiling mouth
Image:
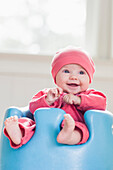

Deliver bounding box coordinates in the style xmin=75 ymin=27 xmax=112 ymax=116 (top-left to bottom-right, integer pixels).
xmin=67 ymin=83 xmax=79 ymax=87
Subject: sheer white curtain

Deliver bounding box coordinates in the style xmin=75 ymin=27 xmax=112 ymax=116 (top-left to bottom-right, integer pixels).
xmin=85 ymin=0 xmax=113 ymax=59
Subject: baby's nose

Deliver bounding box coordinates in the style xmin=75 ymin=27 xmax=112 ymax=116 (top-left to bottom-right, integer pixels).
xmin=69 ymin=75 xmax=78 ymax=80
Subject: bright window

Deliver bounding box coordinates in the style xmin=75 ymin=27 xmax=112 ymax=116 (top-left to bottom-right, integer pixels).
xmin=0 ymin=0 xmax=86 ymax=55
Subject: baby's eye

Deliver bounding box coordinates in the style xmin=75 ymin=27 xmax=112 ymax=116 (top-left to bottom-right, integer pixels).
xmin=63 ymin=69 xmax=70 ymax=73
xmin=79 ymin=71 xmax=85 ymax=75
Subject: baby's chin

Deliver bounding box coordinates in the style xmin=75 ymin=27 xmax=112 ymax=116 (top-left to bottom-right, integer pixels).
xmin=63 ymin=89 xmax=81 ymax=95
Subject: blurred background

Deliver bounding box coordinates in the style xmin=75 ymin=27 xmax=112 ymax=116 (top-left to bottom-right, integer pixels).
xmin=0 ymin=0 xmax=113 ymax=134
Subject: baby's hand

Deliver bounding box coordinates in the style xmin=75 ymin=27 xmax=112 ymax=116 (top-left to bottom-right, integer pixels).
xmin=46 ymin=87 xmax=63 ymax=105
xmin=63 ymin=94 xmax=81 ymax=105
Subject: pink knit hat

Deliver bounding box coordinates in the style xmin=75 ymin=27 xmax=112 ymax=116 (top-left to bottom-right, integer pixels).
xmin=51 ymin=47 xmax=95 ymax=83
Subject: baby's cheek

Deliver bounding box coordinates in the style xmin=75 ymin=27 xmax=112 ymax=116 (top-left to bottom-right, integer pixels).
xmin=56 ymin=80 xmax=64 ymax=88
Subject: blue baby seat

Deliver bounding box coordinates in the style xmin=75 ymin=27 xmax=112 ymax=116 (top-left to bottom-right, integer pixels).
xmin=0 ymin=107 xmax=113 ymax=170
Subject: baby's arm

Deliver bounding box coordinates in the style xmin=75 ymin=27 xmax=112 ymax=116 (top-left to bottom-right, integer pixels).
xmin=63 ymin=93 xmax=81 ymax=105
xmin=77 ymin=89 xmax=107 ymax=111
xmin=46 ymin=87 xmax=63 ymax=105
xmin=29 ymin=88 xmax=62 ymax=113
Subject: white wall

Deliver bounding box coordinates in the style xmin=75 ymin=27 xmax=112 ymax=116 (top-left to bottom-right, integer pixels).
xmin=0 ymin=53 xmax=113 ymax=134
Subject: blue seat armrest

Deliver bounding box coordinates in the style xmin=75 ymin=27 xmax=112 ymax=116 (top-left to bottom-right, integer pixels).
xmin=84 ymin=109 xmax=113 ymax=144
xmin=3 ymin=106 xmax=34 ymax=122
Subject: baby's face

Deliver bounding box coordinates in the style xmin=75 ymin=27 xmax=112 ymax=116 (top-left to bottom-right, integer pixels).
xmin=56 ymin=64 xmax=90 ymax=94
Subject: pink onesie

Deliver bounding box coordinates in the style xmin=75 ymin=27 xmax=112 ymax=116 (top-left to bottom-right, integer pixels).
xmin=4 ymin=88 xmax=106 ymax=148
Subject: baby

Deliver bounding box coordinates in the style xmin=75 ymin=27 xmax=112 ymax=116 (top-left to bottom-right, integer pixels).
xmin=4 ymin=47 xmax=107 ymax=148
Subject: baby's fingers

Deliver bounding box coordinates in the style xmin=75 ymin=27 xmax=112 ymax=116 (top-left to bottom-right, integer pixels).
xmin=51 ymin=88 xmax=59 ymax=97
xmin=63 ymin=94 xmax=74 ymax=104
xmin=57 ymin=87 xmax=63 ymax=95
xmin=63 ymin=95 xmax=69 ymax=103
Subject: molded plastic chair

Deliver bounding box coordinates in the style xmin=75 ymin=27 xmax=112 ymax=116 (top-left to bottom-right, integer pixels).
xmin=0 ymin=107 xmax=113 ymax=170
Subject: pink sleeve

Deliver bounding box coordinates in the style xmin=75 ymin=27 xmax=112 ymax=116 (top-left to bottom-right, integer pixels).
xmin=75 ymin=121 xmax=89 ymax=144
xmin=29 ymin=89 xmax=63 ymax=114
xmin=77 ymin=89 xmax=107 ymax=112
